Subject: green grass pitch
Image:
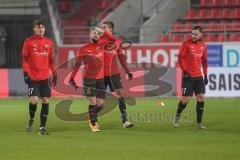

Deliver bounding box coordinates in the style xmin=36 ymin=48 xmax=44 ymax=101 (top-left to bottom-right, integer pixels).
xmin=0 ymin=97 xmax=239 ymax=160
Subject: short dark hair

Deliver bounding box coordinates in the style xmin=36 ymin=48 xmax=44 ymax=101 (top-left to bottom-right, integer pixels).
xmin=192 ymin=26 xmax=202 ymax=33
xmin=33 ymin=20 xmax=46 ymax=28
xmin=102 ymin=21 xmax=114 ymax=30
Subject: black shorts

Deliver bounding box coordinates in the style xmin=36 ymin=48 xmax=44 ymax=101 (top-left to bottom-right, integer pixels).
xmin=83 ymin=78 xmax=105 ymax=99
xmin=28 ymin=79 xmax=51 ymax=97
xmin=104 ymin=74 xmax=123 ymax=92
xmin=181 ymin=76 xmax=205 ymax=96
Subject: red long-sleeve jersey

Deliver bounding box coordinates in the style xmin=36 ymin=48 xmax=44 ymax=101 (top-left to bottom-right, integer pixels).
xmin=22 ymin=35 xmax=56 ymax=81
xmin=178 ymin=39 xmax=208 ymax=77
xmin=99 ymin=32 xmax=130 ymax=76
xmin=70 ymin=41 xmax=104 ymax=80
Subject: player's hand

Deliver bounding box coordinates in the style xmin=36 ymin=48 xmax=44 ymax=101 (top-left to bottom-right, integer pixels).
xmin=50 ymin=74 xmax=57 ymax=87
xmin=69 ymin=79 xmax=78 ymax=90
xmin=183 ymin=71 xmax=191 ymax=80
xmin=204 ymin=76 xmax=208 ymax=85
xmin=127 ymin=72 xmax=133 ymax=80
xmin=23 ymin=72 xmax=30 ymax=84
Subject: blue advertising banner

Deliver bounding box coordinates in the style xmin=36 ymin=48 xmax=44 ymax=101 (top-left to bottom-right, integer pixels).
xmin=223 ymin=44 xmax=240 ymax=67
xmin=207 ymin=44 xmax=223 ymax=67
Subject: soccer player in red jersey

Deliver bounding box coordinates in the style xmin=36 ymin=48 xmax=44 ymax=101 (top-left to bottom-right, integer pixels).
xmin=69 ymin=27 xmax=107 ymax=132
xmin=96 ymin=21 xmax=134 ymax=128
xmin=22 ymin=20 xmax=57 ymax=135
xmin=173 ymin=26 xmax=208 ymax=129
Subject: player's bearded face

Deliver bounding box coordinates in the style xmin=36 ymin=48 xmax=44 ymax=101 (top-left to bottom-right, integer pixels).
xmin=90 ymin=29 xmax=100 ymax=42
xmin=191 ymin=30 xmax=202 ymax=41
xmin=33 ymin=24 xmax=45 ymax=36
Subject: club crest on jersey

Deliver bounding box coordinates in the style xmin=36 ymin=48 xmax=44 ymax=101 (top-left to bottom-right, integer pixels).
xmin=95 ymin=52 xmax=103 ymax=58
xmin=96 ymin=47 xmax=100 ymax=51
xmin=44 ymin=44 xmax=49 ymax=49
xmin=199 ymin=47 xmax=204 ymax=56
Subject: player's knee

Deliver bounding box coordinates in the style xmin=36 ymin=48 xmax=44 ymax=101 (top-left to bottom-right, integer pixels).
xmin=88 ymin=97 xmax=96 ymax=105
xmin=30 ymin=96 xmax=38 ymax=105
xmin=42 ymin=97 xmax=49 ymax=104
xmin=196 ymin=94 xmax=204 ymax=102
xmin=181 ymin=96 xmax=190 ymax=104
xmin=115 ymin=89 xmax=123 ymax=98
xmin=96 ymin=98 xmax=105 ymax=106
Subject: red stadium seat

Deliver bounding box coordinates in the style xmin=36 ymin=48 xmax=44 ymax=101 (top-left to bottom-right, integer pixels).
xmin=228 ymin=35 xmax=240 ymax=42
xmin=223 ymin=0 xmax=235 ymax=6
xmin=200 ymin=0 xmax=209 ymax=6
xmin=222 ymin=9 xmax=233 ymax=19
xmin=182 ymin=25 xmax=192 ymax=32
xmin=227 ymin=22 xmax=240 ymax=31
xmin=199 ymin=9 xmax=209 ymax=19
xmin=233 ymin=9 xmax=240 ymax=18
xmin=206 ymin=24 xmax=215 ymax=32
xmin=206 ymin=23 xmax=224 ymax=32
xmin=171 ymin=35 xmax=183 ymax=42
xmin=186 ymin=9 xmax=198 ymax=19
xmin=184 ymin=22 xmax=195 ymax=31
xmin=59 ymin=0 xmax=71 ymax=13
xmin=210 ymin=9 xmax=221 ymax=18
xmin=237 ymin=0 xmax=240 ymax=6
xmin=217 ymin=34 xmax=225 ymax=42
xmin=223 ymin=0 xmax=228 ymax=6
xmin=100 ymin=0 xmax=110 ymax=10
xmin=212 ymin=0 xmax=223 ymax=6
xmin=160 ymin=34 xmax=170 ymax=42
xmin=205 ymin=34 xmax=217 ymax=42
xmin=215 ymin=22 xmax=225 ymax=32
xmin=172 ymin=25 xmax=180 ymax=32
xmin=197 ymin=21 xmax=207 ymax=25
